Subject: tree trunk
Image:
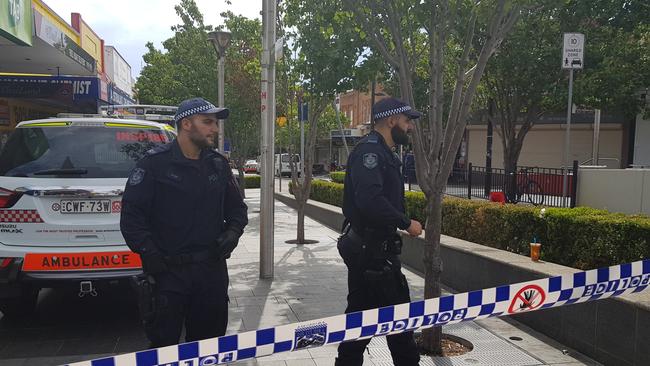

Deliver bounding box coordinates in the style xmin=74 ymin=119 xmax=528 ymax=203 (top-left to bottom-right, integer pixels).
xmin=503 ymin=147 xmax=518 ymax=203
xmin=290 ymin=97 xmax=326 ymax=244
xmin=297 ymin=201 xmax=305 ymax=244
xmin=421 ymin=191 xmax=444 ymax=355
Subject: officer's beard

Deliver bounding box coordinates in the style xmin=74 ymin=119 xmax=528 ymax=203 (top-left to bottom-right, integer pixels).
xmin=188 ymin=124 xmax=215 ymax=149
xmin=391 ymin=125 xmax=410 ymax=146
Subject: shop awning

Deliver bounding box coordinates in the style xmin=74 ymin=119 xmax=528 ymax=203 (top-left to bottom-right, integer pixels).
xmin=0 ymin=10 xmax=95 ymax=76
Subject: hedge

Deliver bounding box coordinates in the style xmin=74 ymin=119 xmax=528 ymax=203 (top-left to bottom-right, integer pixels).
xmin=309 ymin=180 xmax=650 ymax=269
xmin=330 ymin=171 xmax=346 ymax=183
xmin=243 ymin=174 xmax=261 ymax=189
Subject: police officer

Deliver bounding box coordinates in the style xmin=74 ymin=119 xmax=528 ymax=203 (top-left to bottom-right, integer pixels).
xmin=120 ymin=97 xmax=248 ymax=347
xmin=336 ymin=98 xmax=423 ymax=366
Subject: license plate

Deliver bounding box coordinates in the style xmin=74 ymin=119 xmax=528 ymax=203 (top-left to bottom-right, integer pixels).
xmin=22 ymin=251 xmax=142 ymax=271
xmin=60 ymin=199 xmax=111 ymax=214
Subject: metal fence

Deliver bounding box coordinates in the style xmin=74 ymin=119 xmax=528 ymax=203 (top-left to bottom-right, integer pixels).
xmin=445 ymin=161 xmax=579 ymax=207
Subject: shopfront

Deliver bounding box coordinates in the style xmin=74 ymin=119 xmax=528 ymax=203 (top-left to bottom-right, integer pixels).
xmin=0 ymin=74 xmax=100 ymax=124
xmin=108 ymin=83 xmax=135 ymax=105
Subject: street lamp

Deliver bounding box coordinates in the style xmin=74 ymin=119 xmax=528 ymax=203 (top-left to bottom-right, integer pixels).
xmin=208 ymin=30 xmax=232 ymax=153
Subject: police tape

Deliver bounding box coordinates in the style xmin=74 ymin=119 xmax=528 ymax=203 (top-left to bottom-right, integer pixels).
xmin=66 ymin=259 xmax=650 ymax=366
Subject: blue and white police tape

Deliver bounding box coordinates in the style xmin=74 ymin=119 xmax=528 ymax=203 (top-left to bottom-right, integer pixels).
xmin=66 ymin=259 xmax=650 ymax=366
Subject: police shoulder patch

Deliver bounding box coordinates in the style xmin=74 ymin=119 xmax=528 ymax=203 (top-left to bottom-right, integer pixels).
xmin=128 ymin=168 xmax=146 ymax=185
xmin=363 ymin=153 xmax=378 ymax=169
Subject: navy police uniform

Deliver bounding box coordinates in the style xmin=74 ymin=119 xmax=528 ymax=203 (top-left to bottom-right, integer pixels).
xmin=336 ymin=98 xmax=420 ymax=366
xmin=120 ymin=98 xmax=248 ymax=347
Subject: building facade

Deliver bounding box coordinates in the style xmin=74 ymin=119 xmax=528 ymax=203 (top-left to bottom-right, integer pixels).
xmin=338 ymin=83 xmax=388 ymax=129
xmin=0 ymin=0 xmax=134 ymax=150
xmin=466 ymin=113 xmax=628 ymax=170
xmin=104 ymin=45 xmax=134 ymax=99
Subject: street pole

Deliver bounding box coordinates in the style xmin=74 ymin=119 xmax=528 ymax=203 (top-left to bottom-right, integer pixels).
xmin=592 ymin=109 xmax=601 ymax=166
xmin=208 ymin=30 xmax=231 ymax=153
xmin=485 ymin=99 xmax=494 ymax=198
xmin=218 ymin=56 xmax=225 ymax=152
xmin=562 ymin=69 xmax=574 ymax=207
xmin=561 ymin=32 xmax=584 ymax=207
xmin=260 ymin=0 xmax=276 ymax=279
xmin=334 ymin=98 xmax=349 ymax=157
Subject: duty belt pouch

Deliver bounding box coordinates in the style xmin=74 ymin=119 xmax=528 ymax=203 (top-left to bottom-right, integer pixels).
xmin=337 ymin=225 xmax=363 ymax=270
xmin=131 ymin=275 xmax=156 ymax=325
xmin=381 ymin=234 xmax=403 ymax=255
xmin=363 ymin=264 xmax=400 ymax=303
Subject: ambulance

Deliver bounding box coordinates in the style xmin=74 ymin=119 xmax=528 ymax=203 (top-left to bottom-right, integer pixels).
xmin=0 ymin=116 xmax=176 ymax=317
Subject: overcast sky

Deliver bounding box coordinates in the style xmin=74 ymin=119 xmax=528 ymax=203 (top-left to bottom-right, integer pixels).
xmin=46 ymin=0 xmax=262 ymax=78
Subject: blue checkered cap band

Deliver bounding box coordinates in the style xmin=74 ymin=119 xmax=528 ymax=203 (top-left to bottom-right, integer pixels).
xmin=174 ymin=102 xmax=218 ymax=124
xmin=64 ymin=259 xmax=650 ymax=366
xmin=173 ymin=97 xmax=229 ymax=125
xmin=373 ymin=105 xmax=412 ymax=120
xmin=372 ymin=97 xmax=421 ymax=121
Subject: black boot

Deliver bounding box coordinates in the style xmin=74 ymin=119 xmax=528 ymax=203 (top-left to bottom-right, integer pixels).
xmin=334 ymin=356 xmax=364 ymax=366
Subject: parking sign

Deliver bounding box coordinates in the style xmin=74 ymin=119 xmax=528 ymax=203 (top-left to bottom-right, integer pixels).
xmin=562 ymin=33 xmax=584 ymax=69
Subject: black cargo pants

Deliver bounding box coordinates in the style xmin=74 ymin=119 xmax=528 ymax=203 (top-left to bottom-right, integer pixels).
xmin=336 ymin=232 xmax=420 ymax=366
xmin=145 ymin=258 xmax=229 ymax=348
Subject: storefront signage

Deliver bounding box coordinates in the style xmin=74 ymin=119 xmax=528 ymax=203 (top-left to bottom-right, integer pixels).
xmin=0 ymin=75 xmax=97 ymax=101
xmin=33 ymin=11 xmax=96 ymax=73
xmin=0 ymin=0 xmax=33 ymax=46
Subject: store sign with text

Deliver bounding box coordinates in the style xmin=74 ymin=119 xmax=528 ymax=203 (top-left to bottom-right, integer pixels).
xmin=0 ymin=0 xmax=33 ymax=46
xmin=33 ymin=11 xmax=96 ymax=73
xmin=0 ymin=76 xmax=97 ymax=101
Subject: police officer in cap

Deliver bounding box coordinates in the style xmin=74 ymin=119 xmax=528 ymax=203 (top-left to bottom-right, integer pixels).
xmin=120 ymin=97 xmax=248 ymax=347
xmin=336 ymin=97 xmax=423 ymax=365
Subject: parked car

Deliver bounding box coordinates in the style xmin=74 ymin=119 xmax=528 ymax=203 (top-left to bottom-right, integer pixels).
xmin=0 ymin=117 xmax=176 ymax=317
xmin=243 ymin=159 xmax=259 ymax=174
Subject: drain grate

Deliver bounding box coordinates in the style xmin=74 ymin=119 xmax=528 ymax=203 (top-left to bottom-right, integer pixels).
xmin=364 ymin=322 xmax=542 ymax=366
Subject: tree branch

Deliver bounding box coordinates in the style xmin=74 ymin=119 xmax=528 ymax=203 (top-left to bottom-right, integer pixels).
xmin=441 ymin=8 xmax=477 ymax=170
xmin=343 ymin=0 xmax=401 ymax=69
xmin=441 ymin=0 xmax=521 ymax=181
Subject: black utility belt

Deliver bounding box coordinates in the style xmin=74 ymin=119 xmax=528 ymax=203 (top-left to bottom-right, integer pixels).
xmin=348 ymin=228 xmax=403 ymax=255
xmin=164 ymin=249 xmax=214 ymax=265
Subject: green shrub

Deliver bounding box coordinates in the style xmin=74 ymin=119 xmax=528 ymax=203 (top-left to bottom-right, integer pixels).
xmin=330 ymin=171 xmax=346 ymax=183
xmin=304 ymin=181 xmax=650 ymax=269
xmin=310 ymin=180 xmax=345 ymax=207
xmin=244 ymin=174 xmax=261 ymax=189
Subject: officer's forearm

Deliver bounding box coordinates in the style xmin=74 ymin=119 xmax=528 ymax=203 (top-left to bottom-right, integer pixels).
xmin=355 ymin=194 xmax=408 ymax=228
xmin=225 ymin=198 xmax=248 ymax=228
xmin=224 ymin=213 xmax=247 ymax=234
xmin=132 ymin=237 xmax=161 ymax=256
xmin=224 ymin=182 xmax=249 ymax=232
xmin=120 ymin=205 xmax=160 ymax=255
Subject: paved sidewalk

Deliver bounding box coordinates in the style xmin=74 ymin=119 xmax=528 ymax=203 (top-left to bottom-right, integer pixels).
xmin=226 ymin=188 xmax=601 ymax=365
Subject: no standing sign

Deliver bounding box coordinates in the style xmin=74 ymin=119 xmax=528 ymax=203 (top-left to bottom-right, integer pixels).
xmin=562 ymin=33 xmax=585 ymax=69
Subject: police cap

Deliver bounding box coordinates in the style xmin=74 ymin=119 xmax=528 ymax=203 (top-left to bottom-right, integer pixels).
xmin=372 ymin=97 xmax=421 ymax=122
xmin=174 ymin=97 xmax=229 ymax=126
